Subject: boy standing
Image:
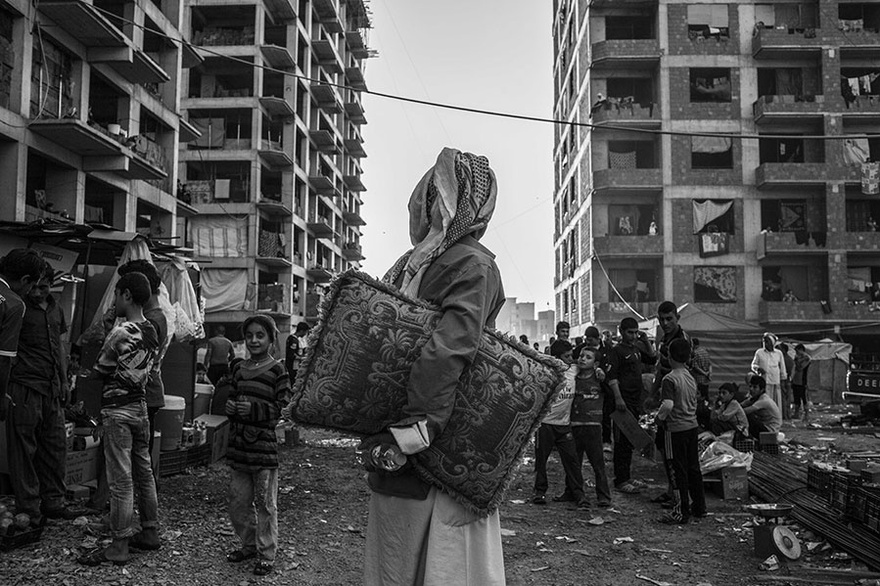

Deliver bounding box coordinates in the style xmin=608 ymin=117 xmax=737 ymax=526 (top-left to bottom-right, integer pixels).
xmin=571 ymin=346 xmax=612 ymax=507
xmin=655 ymin=338 xmax=705 ymax=524
xmin=532 ymin=341 xmax=588 ymax=508
xmin=78 ymin=272 xmax=160 ymax=566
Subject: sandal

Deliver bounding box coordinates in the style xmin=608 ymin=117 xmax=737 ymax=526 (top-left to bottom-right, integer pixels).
xmin=227 ymin=549 xmax=257 ymax=563
xmin=531 ymin=493 xmax=547 ymax=505
xmin=253 ymin=558 xmax=274 ymax=576
xmin=77 ymin=548 xmax=127 ymax=566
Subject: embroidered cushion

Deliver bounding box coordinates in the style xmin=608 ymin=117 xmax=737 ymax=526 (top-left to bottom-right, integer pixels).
xmin=290 ymin=270 xmax=566 ymax=516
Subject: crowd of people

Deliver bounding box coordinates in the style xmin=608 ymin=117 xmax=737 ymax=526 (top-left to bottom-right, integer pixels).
xmin=529 ymin=303 xmax=812 ymax=526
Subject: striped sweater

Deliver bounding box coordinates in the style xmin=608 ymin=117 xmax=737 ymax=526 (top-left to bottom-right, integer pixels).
xmin=226 ymin=359 xmax=290 ymax=471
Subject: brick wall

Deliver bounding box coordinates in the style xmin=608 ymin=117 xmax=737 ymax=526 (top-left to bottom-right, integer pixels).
xmin=579 ymin=151 xmax=591 ymax=197
xmin=671 ymin=199 xmax=744 ymax=254
xmin=669 ymin=134 xmax=742 ymax=185
xmin=581 ymin=270 xmax=592 ymax=324
xmin=667 ymin=3 xmax=738 ymax=56
xmin=580 ymin=207 xmax=591 ymax=260
xmin=669 ymin=67 xmax=740 ymax=121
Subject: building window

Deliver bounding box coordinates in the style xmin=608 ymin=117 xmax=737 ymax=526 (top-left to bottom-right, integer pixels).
xmin=687 ymin=4 xmax=729 ymax=41
xmin=690 ymin=68 xmax=731 ymax=103
xmin=694 ymin=266 xmax=736 ymax=303
xmin=608 ymin=140 xmax=656 ymax=169
xmin=693 ymin=199 xmax=734 ymax=237
xmin=759 ymin=136 xmax=804 ymax=163
xmin=760 ymin=200 xmax=807 ymax=232
xmin=605 ymin=16 xmax=654 ymax=40
xmin=691 ymin=136 xmax=733 ymax=169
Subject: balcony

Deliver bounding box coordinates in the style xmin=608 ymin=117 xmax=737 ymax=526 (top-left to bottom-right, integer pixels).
xmin=759 ymin=301 xmax=833 ymax=324
xmin=839 ymin=95 xmax=880 ymax=124
xmin=258 ymin=140 xmax=293 ymax=168
xmin=308 ymin=173 xmax=335 ymax=194
xmin=837 ymin=231 xmax=880 ymax=253
xmin=591 ymin=101 xmax=659 ymax=129
xmin=311 ymin=83 xmax=343 ymax=113
xmin=592 ymin=235 xmax=662 ymax=257
xmin=256 ymin=198 xmax=292 ymax=217
xmin=752 ymin=28 xmax=824 ymax=60
xmin=127 ymin=135 xmax=169 ymax=180
xmin=753 ymin=95 xmax=826 ymax=124
xmin=345 ymin=31 xmax=371 ymax=60
xmin=592 ymin=168 xmax=662 ymax=193
xmin=344 ymin=137 xmax=366 ymax=158
xmin=29 ymin=119 xmax=125 ymax=157
xmin=90 ymin=46 xmax=170 ymax=85
xmin=756 ymin=232 xmax=829 ymax=260
xmin=590 ymin=40 xmax=660 ymax=69
xmin=307 ymin=215 xmax=335 ymax=238
xmin=593 ymin=301 xmax=656 ymax=325
xmin=342 ymin=208 xmax=366 ymax=226
xmin=342 ymin=242 xmax=364 ymax=261
xmin=311 ymin=38 xmax=343 ymax=74
xmin=256 ymin=256 xmax=292 ymax=269
xmin=343 ymin=174 xmax=366 ymax=192
xmin=306 ymin=264 xmax=334 ymax=282
xmin=179 ymin=118 xmax=201 ymax=143
xmin=830 ymin=28 xmax=880 ymax=60
xmin=755 ymin=163 xmax=835 ymax=189
xmin=345 ymin=67 xmax=367 ymax=91
xmin=260 ymin=45 xmax=295 ymax=69
xmin=345 ymin=99 xmax=366 ymax=124
xmin=259 ymin=96 xmax=295 ymax=119
xmin=310 ymin=129 xmax=337 ymax=152
xmin=263 ymin=0 xmax=295 ymax=22
xmin=38 ymin=1 xmax=126 ymax=47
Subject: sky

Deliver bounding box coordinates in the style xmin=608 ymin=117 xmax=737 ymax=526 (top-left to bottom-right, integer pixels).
xmin=359 ymin=0 xmax=556 ymax=313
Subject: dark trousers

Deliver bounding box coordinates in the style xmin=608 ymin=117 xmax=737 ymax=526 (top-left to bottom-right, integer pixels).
xmin=697 ymin=383 xmax=709 ymax=401
xmin=612 ymin=404 xmax=639 ymax=487
xmin=792 ymin=384 xmax=808 ymax=413
xmin=533 ymin=423 xmax=585 ymax=499
xmin=663 ymin=427 xmax=706 ymax=521
xmin=207 ymin=364 xmax=229 ymax=385
xmin=601 ymin=396 xmax=613 ymax=444
xmin=6 ymin=383 xmax=68 ymax=520
xmin=747 ymin=413 xmax=774 ymax=438
xmin=572 ymin=424 xmax=611 ymax=504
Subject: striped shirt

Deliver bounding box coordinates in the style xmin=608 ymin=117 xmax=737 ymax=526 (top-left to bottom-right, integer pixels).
xmin=227 ymin=359 xmax=290 ymax=471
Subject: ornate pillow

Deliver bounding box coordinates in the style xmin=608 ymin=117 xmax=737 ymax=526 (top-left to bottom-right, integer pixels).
xmin=290 ymin=270 xmax=566 ymax=516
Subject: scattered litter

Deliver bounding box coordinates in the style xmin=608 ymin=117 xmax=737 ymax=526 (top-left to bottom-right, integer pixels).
xmin=345 ymin=525 xmax=360 ymax=533
xmin=588 ymin=517 xmax=604 ymax=526
xmin=696 ymin=583 xmax=714 ymax=586
xmin=509 ymin=499 xmax=526 ymax=505
xmin=608 ymin=507 xmax=622 ymax=514
xmin=554 ymin=535 xmax=577 ymax=543
xmin=830 ymin=552 xmax=851 ymax=560
xmin=644 ymin=548 xmax=673 ymax=554
xmin=71 ymin=516 xmax=89 ymax=526
xmin=805 ymin=541 xmax=822 ymax=552
xmin=161 ymin=530 xmax=182 ymax=541
xmin=573 ymin=549 xmax=593 ymax=557
xmin=613 ymin=536 xmax=634 ymax=545
xmin=635 ymin=573 xmax=672 ymax=586
xmin=530 ymin=566 xmax=550 ymax=572
xmin=500 ymin=529 xmax=516 ymax=537
xmin=760 ymin=554 xmax=780 ymax=571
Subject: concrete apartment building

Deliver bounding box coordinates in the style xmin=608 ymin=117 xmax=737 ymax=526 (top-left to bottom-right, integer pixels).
xmin=552 ymin=0 xmax=880 ymax=354
xmin=179 ymin=0 xmax=372 ymax=333
xmin=496 ymin=297 xmax=539 ymax=344
xmin=0 ymin=0 xmax=198 ymax=235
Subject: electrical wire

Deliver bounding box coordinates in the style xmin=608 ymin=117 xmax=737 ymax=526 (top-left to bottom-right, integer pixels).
xmin=590 ymin=251 xmax=647 ymax=321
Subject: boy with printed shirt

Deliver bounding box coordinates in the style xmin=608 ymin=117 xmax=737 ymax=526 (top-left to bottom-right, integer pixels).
xmin=655 ymin=338 xmax=706 ymax=525
xmin=532 ymin=341 xmax=588 ymax=508
xmin=571 ymin=346 xmax=612 ymax=507
xmin=78 ymin=272 xmax=160 ymax=566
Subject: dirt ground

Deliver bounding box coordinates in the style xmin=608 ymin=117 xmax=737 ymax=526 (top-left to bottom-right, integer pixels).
xmin=1 ymin=404 xmax=878 ymax=586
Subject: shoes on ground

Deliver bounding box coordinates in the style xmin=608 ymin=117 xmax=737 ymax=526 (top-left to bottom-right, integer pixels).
xmin=615 ymin=481 xmax=640 ymax=494
xmin=657 ymin=513 xmax=689 ymax=525
xmin=552 ymin=492 xmax=575 ymax=503
xmin=531 ymin=493 xmax=547 ymax=505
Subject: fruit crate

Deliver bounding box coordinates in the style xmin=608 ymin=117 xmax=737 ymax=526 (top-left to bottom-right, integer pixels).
xmin=186 ymin=444 xmax=211 ymax=468
xmin=829 ymin=470 xmax=863 ymax=514
xmin=158 ymin=449 xmax=188 ymax=478
xmin=807 ymin=463 xmax=835 ymax=498
xmin=864 ymin=485 xmax=880 ymax=534
xmin=734 ymin=438 xmax=756 ymax=453
xmin=0 ymin=525 xmax=43 ymax=552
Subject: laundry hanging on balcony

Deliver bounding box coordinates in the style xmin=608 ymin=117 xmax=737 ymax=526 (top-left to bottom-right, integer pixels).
xmin=692 ymin=199 xmax=733 ymax=233
xmin=863 ymin=162 xmax=880 ymax=195
xmin=201 ymin=268 xmax=250 ymax=313
xmin=699 ymin=232 xmax=729 ymax=257
xmin=608 ymin=145 xmax=636 ymax=169
xmin=694 ymin=266 xmax=737 ymax=303
xmin=844 ymin=138 xmax=870 ymax=165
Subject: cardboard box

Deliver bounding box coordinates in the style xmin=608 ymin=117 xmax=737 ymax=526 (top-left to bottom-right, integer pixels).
xmin=720 ymin=466 xmax=749 ymax=500
xmin=194 ymin=414 xmax=229 ymax=463
xmin=65 ymin=446 xmax=100 ymax=486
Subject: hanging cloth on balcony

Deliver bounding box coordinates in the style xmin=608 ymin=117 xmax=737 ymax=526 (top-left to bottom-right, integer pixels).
xmin=692 ymin=136 xmax=732 ymax=154
xmin=844 ymin=138 xmax=870 ymax=165
xmin=863 ymin=162 xmax=880 ymax=195
xmin=692 ymin=200 xmax=733 ymax=233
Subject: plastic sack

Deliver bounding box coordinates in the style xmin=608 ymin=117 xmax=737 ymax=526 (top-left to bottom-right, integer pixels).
xmin=699 ymin=440 xmax=753 ymax=474
xmin=158 ymin=257 xmax=204 ymax=342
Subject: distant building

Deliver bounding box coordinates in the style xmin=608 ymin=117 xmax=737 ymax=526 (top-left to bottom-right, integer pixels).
xmin=551 ymin=0 xmax=880 ymax=354
xmin=496 ymin=297 xmax=539 ymax=343
xmin=537 ymin=309 xmax=555 ymax=346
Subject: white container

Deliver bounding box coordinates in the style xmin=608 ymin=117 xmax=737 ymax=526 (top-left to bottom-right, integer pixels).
xmin=155 ymin=395 xmax=186 ymax=451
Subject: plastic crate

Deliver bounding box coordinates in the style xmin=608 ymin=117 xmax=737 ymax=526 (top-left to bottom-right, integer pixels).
xmin=807 ymin=463 xmax=836 ymax=498
xmin=830 ymin=470 xmax=863 ymax=514
xmin=760 ymin=443 xmax=779 ymax=456
xmin=865 ymin=484 xmax=880 ymax=534
xmin=0 ymin=525 xmax=43 ymax=551
xmin=186 ymin=444 xmax=211 ymax=468
xmin=158 ymin=449 xmax=188 ymax=478
xmin=734 ymin=439 xmax=756 ymax=453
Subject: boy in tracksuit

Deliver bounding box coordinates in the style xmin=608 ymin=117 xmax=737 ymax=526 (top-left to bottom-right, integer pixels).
xmin=656 ymin=338 xmax=706 ymax=525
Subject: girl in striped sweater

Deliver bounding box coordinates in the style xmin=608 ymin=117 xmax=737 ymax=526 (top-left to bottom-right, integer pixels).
xmin=225 ymin=315 xmax=290 ymax=576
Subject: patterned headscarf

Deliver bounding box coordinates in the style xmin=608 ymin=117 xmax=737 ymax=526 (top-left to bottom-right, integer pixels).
xmin=384 ymin=148 xmax=497 ymax=297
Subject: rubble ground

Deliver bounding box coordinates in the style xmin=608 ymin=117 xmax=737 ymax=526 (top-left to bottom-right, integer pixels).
xmin=0 ymin=404 xmax=877 ymax=586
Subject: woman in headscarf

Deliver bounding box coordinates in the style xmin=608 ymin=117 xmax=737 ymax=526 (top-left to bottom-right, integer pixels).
xmin=361 ymin=148 xmax=506 ymax=585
